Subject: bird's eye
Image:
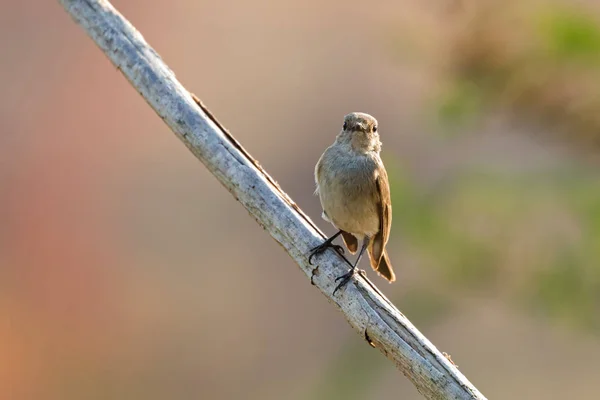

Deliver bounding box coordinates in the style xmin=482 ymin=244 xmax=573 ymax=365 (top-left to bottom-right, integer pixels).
xmin=373 ymin=125 xmax=378 ymax=133
xmin=343 ymin=122 xmax=348 ymax=130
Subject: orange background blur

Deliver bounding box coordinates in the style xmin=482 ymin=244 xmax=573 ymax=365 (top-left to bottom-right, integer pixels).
xmin=3 ymin=1 xmax=600 ymax=399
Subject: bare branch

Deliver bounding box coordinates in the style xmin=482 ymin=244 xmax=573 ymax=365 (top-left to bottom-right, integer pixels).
xmin=57 ymin=1 xmax=487 ymax=398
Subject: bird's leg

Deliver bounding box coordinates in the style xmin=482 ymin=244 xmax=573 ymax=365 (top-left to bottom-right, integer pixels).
xmin=308 ymin=230 xmax=347 ymax=265
xmin=333 ymin=238 xmax=369 ymax=295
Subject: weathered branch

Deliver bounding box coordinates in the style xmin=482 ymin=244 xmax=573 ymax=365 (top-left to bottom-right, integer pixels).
xmin=58 ymin=1 xmax=486 ymax=399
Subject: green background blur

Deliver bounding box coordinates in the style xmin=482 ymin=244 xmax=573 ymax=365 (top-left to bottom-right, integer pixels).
xmin=3 ymin=1 xmax=600 ymax=399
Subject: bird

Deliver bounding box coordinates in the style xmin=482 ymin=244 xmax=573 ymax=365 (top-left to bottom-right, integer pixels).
xmin=309 ymin=112 xmax=396 ymax=294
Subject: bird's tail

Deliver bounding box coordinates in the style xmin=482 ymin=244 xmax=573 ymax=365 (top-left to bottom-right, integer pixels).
xmin=368 ymin=246 xmax=396 ymax=282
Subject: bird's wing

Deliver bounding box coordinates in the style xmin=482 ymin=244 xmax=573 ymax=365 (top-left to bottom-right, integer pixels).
xmin=369 ymin=164 xmax=392 ymax=267
xmin=314 ymin=157 xmax=322 ymax=196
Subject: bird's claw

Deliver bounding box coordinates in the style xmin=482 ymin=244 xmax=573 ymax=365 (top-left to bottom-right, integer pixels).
xmin=308 ymin=242 xmax=344 ymax=265
xmin=333 ymin=268 xmax=358 ymax=295
xmin=308 ymin=249 xmax=319 ymax=265
xmin=331 ymin=245 xmax=345 ymax=255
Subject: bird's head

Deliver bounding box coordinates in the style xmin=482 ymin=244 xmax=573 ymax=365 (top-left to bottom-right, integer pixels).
xmin=337 ymin=112 xmax=381 ymax=153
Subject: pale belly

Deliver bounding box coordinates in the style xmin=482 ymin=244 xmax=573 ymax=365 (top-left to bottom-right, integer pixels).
xmin=320 ymin=199 xmax=379 ymax=238
xmin=317 ymin=156 xmax=380 ymax=238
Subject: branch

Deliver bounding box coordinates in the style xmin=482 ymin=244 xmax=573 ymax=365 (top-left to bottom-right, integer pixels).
xmin=58 ymin=1 xmax=487 ymax=399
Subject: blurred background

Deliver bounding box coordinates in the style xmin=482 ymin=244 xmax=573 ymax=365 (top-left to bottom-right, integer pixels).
xmin=2 ymin=0 xmax=600 ymax=399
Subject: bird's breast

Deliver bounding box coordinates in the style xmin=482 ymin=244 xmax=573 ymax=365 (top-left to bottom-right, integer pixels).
xmin=316 ymin=149 xmax=380 ymax=237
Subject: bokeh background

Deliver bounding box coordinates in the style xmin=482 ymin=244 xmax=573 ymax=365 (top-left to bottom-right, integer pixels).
xmin=3 ymin=0 xmax=600 ymax=399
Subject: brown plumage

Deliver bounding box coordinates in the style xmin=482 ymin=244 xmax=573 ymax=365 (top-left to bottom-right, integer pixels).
xmin=312 ymin=112 xmax=396 ymax=289
xmin=341 ymin=231 xmax=358 ymax=254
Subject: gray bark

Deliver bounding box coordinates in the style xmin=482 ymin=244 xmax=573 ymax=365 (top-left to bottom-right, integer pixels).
xmin=58 ymin=1 xmax=487 ymax=399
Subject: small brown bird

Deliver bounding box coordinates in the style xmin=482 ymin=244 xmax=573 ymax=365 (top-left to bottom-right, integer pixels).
xmin=309 ymin=112 xmax=396 ymax=294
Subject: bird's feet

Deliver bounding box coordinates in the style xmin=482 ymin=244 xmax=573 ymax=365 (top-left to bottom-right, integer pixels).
xmin=308 ymin=242 xmax=345 ymax=265
xmin=332 ymin=268 xmax=364 ymax=295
